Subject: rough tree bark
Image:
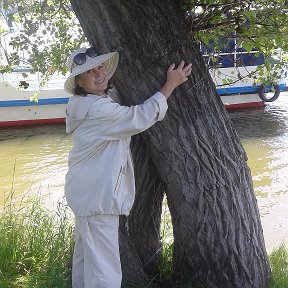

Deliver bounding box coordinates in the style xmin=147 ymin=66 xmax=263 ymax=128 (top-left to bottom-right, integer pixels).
xmin=119 ymin=135 xmax=165 ymax=283
xmin=70 ymin=0 xmax=271 ymax=287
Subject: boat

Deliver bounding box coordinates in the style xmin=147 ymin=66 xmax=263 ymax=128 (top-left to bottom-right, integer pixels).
xmin=0 ymin=11 xmax=69 ymax=127
xmin=0 ymin=72 xmax=68 ymax=127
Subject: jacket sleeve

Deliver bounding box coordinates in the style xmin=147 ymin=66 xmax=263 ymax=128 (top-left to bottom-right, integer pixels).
xmin=85 ymin=92 xmax=168 ymax=140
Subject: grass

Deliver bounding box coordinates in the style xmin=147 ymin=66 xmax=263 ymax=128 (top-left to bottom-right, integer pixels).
xmin=0 ymin=194 xmax=74 ymax=288
xmin=269 ymin=245 xmax=288 ymax=288
xmin=1 ymin=195 xmax=288 ymax=288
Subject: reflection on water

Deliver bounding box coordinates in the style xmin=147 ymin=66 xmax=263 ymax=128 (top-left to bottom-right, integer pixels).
xmin=0 ymin=93 xmax=288 ymax=251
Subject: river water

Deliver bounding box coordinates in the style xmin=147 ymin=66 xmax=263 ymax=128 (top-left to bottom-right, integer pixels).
xmin=0 ymin=94 xmax=288 ymax=251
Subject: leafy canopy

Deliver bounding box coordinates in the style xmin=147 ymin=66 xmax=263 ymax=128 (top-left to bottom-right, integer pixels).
xmin=0 ymin=0 xmax=85 ymax=77
xmin=0 ymin=0 xmax=287 ymax=83
xmin=183 ymin=0 xmax=288 ymax=51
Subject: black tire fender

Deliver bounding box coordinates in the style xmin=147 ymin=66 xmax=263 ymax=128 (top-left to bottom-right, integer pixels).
xmin=258 ymin=84 xmax=281 ymax=102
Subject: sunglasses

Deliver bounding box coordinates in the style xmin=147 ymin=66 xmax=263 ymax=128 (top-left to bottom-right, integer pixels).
xmin=73 ymin=47 xmax=98 ymax=66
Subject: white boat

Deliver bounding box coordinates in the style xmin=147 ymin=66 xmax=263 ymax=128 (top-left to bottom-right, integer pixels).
xmin=0 ymin=33 xmax=69 ymax=126
xmin=0 ymin=73 xmax=68 ymax=127
xmin=0 ymin=13 xmax=69 ymax=127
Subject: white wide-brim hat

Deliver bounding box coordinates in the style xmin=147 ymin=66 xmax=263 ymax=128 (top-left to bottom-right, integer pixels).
xmin=64 ymin=47 xmax=119 ymax=94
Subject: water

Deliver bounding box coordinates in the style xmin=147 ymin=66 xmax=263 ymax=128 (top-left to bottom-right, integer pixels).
xmin=0 ymin=124 xmax=70 ymax=206
xmin=230 ymin=93 xmax=288 ymax=251
xmin=1 ymin=94 xmax=288 ymax=251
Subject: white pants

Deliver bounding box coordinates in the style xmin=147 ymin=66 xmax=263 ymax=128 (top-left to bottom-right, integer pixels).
xmin=72 ymin=215 xmax=122 ymax=288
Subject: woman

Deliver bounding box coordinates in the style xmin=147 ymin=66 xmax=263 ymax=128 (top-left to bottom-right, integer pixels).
xmin=64 ymin=46 xmax=192 ymax=288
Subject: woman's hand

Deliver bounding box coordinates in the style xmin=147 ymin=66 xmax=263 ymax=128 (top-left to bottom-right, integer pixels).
xmin=160 ymin=60 xmax=192 ymax=99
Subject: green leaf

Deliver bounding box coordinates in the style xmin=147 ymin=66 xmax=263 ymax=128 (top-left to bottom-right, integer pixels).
xmin=242 ymin=42 xmax=254 ymax=52
xmin=30 ymin=92 xmax=39 ymax=103
xmin=275 ymin=36 xmax=283 ymax=48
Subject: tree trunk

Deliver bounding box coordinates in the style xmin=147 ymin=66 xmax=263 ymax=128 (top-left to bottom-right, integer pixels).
xmin=70 ymin=0 xmax=271 ymax=287
xmin=129 ymin=134 xmax=165 ymax=276
xmin=119 ymin=134 xmax=165 ymax=284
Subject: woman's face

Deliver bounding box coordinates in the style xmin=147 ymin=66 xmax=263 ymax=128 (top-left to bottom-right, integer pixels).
xmin=77 ymin=64 xmax=108 ymax=95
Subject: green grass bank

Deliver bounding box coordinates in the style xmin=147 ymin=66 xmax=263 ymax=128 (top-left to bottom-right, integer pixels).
xmin=0 ymin=195 xmax=74 ymax=288
xmin=0 ymin=196 xmax=288 ymax=288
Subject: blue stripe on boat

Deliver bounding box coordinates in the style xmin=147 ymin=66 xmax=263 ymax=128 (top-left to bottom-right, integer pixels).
xmin=0 ymin=97 xmax=69 ymax=107
xmin=0 ymin=83 xmax=286 ymax=107
xmin=217 ymin=84 xmax=286 ymax=95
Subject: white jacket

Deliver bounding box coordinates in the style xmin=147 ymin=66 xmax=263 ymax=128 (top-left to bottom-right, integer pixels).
xmin=65 ymin=92 xmax=168 ymax=216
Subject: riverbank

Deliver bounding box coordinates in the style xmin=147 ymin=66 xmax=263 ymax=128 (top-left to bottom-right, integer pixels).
xmin=1 ymin=196 xmax=288 ymax=288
